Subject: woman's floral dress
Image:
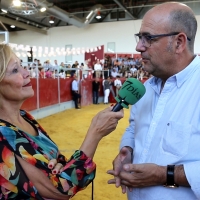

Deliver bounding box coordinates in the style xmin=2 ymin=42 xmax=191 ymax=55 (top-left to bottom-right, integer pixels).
xmin=0 ymin=110 xmax=96 ymax=199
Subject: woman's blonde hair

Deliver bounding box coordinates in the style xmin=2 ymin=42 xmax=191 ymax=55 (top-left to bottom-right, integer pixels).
xmin=0 ymin=44 xmax=13 ymax=82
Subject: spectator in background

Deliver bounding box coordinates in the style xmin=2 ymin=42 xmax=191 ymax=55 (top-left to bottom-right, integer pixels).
xmin=125 ymin=71 xmax=132 ymax=78
xmin=28 ymin=63 xmax=31 ymax=69
xmin=111 ymin=68 xmax=118 ymax=78
xmin=113 ymin=64 xmax=119 ymax=73
xmin=104 ymin=54 xmax=109 ymax=65
xmin=59 ymin=62 xmax=65 ymax=72
xmin=130 ymin=58 xmax=136 ymax=66
xmin=120 ymin=65 xmax=126 ymax=77
xmin=103 ymin=76 xmax=110 ymax=104
xmin=31 ymin=58 xmax=38 ymax=67
xmin=39 ymin=67 xmax=45 ymax=78
xmin=92 ymin=77 xmax=100 ymax=104
xmin=135 ymin=57 xmax=143 ymax=69
xmin=66 ymin=64 xmax=72 ymax=78
xmin=117 ymin=70 xmax=123 ymax=78
xmin=94 ymin=59 xmax=102 ymax=78
xmin=71 ymin=61 xmax=79 ymax=77
xmin=74 ymin=61 xmax=79 ymax=67
xmin=123 ymin=58 xmax=128 ymax=67
xmin=81 ymin=62 xmax=89 ymax=79
xmin=54 ymin=69 xmax=59 ymax=78
xmin=53 ymin=59 xmax=59 ymax=71
xmin=130 ymin=65 xmax=137 ymax=76
xmin=109 ymin=77 xmax=115 ymax=99
xmin=138 ymin=68 xmax=145 ymax=81
xmin=51 ymin=71 xmax=56 ymax=79
xmin=30 ymin=64 xmax=38 ymax=78
xmin=114 ymin=59 xmax=120 ymax=67
xmin=45 ymin=68 xmax=52 ymax=78
xmin=43 ymin=60 xmax=53 ymax=71
xmin=37 ymin=59 xmax=42 ymax=66
xmin=132 ymin=70 xmax=138 ymax=79
xmin=103 ymin=64 xmax=109 ymax=79
xmin=114 ymin=76 xmax=122 ymax=97
xmin=71 ymin=75 xmax=81 ymax=109
xmin=59 ymin=69 xmax=65 ymax=78
xmin=117 ymin=56 xmax=122 ymax=62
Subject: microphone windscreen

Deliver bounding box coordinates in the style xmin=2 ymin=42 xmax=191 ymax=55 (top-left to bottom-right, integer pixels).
xmin=115 ymin=78 xmax=146 ymax=109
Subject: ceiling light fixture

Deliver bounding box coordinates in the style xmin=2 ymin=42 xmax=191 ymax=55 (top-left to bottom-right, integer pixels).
xmin=1 ymin=9 xmax=7 ymax=13
xmin=49 ymin=16 xmax=55 ymax=24
xmin=40 ymin=7 xmax=46 ymax=12
xmin=13 ymin=0 xmax=21 ymax=7
xmin=9 ymin=2 xmax=38 ymax=15
xmin=10 ymin=25 xmax=15 ymax=28
xmin=96 ymin=11 xmax=101 ymax=19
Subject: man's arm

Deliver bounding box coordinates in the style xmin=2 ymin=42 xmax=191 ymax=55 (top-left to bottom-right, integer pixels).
xmin=174 ymin=165 xmax=190 ymax=186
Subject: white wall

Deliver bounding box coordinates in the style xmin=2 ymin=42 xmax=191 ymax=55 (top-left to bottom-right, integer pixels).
xmin=4 ymin=16 xmax=200 ymax=64
xmin=195 ymin=15 xmax=200 ymax=54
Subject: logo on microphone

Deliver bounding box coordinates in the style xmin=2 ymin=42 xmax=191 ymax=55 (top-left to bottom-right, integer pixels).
xmin=121 ymin=80 xmax=142 ymax=100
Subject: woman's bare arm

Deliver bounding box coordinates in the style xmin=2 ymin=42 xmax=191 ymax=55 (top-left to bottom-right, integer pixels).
xmin=16 ymin=155 xmax=70 ymax=200
xmin=80 ymin=107 xmax=124 ymax=158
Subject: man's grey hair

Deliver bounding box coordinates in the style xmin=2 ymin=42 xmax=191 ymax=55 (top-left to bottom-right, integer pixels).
xmin=168 ymin=9 xmax=197 ymax=52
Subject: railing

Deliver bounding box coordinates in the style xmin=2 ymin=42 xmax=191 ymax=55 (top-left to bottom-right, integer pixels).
xmin=27 ymin=66 xmax=109 ymax=80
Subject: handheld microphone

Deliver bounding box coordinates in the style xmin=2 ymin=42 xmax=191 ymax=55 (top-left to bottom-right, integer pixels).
xmin=112 ymin=78 xmax=146 ymax=112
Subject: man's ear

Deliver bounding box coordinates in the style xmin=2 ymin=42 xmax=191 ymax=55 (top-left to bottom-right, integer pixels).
xmin=175 ymin=33 xmax=187 ymax=53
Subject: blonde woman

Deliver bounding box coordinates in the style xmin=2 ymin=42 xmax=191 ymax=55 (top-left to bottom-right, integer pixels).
xmin=0 ymin=44 xmax=124 ymax=199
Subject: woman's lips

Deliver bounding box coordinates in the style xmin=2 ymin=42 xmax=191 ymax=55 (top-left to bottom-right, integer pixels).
xmin=23 ymin=82 xmax=32 ymax=87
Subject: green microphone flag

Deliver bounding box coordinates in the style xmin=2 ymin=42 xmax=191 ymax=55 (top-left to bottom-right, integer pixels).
xmin=112 ymin=78 xmax=146 ymax=112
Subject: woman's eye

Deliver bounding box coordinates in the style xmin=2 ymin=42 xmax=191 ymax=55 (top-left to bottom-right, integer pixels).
xmin=12 ymin=68 xmax=18 ymax=73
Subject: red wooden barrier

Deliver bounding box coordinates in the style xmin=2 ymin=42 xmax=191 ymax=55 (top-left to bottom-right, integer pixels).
xmin=21 ymin=77 xmax=145 ymax=112
xmin=21 ymin=78 xmax=74 ymax=111
xmin=60 ymin=78 xmax=73 ymax=102
xmin=21 ymin=78 xmax=37 ymax=111
xmin=39 ymin=79 xmax=59 ymax=108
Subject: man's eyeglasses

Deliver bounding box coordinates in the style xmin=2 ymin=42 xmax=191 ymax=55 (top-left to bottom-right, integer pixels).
xmin=134 ymin=32 xmax=191 ymax=48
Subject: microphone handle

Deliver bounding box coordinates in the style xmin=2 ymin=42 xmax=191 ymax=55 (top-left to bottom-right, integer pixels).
xmin=112 ymin=103 xmax=123 ymax=112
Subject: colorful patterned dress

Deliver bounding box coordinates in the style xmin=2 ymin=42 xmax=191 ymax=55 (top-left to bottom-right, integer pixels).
xmin=0 ymin=110 xmax=96 ymax=199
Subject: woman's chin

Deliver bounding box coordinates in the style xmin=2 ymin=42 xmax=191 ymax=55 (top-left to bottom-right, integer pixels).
xmin=23 ymin=91 xmax=34 ymax=100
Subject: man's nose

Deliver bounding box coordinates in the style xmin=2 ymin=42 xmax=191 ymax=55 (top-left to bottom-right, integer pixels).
xmin=135 ymin=40 xmax=146 ymax=52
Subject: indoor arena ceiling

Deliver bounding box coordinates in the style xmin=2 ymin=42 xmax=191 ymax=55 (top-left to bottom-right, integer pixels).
xmin=0 ymin=0 xmax=200 ymax=34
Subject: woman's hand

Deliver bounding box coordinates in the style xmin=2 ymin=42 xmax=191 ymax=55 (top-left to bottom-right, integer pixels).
xmin=87 ymin=106 xmax=124 ymax=139
xmin=80 ymin=106 xmax=124 ymax=158
xmin=48 ymin=159 xmax=64 ymax=174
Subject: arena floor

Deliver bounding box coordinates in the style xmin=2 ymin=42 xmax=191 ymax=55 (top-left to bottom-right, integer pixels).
xmin=38 ymin=104 xmax=130 ymax=200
